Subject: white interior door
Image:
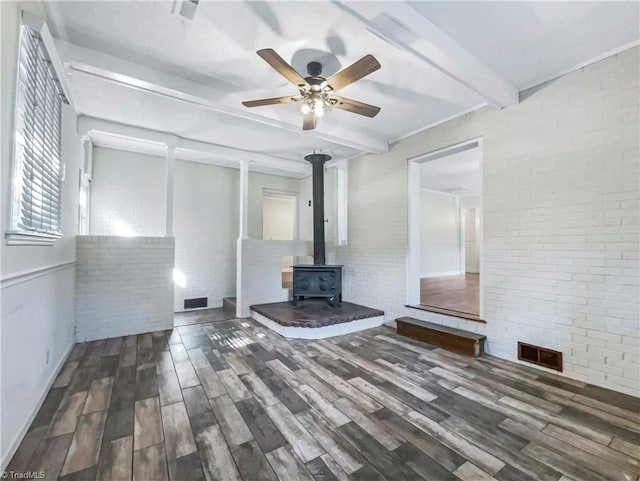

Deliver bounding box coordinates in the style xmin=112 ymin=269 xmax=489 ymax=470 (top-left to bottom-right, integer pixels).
xmin=262 ymin=191 xmax=297 ymax=271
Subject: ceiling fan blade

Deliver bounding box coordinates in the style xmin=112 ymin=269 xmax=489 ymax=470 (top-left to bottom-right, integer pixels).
xmin=242 ymin=96 xmax=299 ymax=107
xmin=326 ymin=54 xmax=381 ymax=92
xmin=331 ymin=96 xmax=381 ymax=118
xmin=302 ymin=115 xmax=316 ymax=131
xmin=257 ymin=49 xmax=309 ymax=89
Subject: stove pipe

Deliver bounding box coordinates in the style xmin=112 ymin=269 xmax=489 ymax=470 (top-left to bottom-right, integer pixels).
xmin=304 ymin=152 xmax=332 ymax=265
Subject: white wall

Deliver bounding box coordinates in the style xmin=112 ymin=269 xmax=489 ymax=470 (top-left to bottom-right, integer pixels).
xmin=0 ymin=0 xmax=83 ymax=468
xmin=88 ymin=150 xmax=304 ymax=310
xmin=464 ymin=209 xmax=480 ymax=273
xmin=75 ymin=236 xmax=174 ymax=341
xmin=335 ymin=48 xmax=639 ymax=396
xmin=237 ymin=239 xmax=313 ymax=317
xmin=420 ymin=190 xmax=461 ymax=276
xmin=89 ymin=147 xmax=165 ymax=236
xmin=173 ymin=159 xmax=238 ymax=311
xmin=248 ymin=172 xmax=300 ymax=240
xmin=461 ymin=196 xmax=481 ymax=273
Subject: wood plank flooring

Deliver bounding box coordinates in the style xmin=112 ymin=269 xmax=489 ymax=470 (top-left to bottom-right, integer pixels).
xmin=173 ymin=308 xmax=234 ymax=327
xmin=6 ymin=319 xmax=640 ymax=481
xmin=420 ymin=273 xmax=480 ymax=318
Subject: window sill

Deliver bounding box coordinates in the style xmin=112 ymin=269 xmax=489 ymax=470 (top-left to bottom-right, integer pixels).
xmin=5 ymin=231 xmax=61 ymax=246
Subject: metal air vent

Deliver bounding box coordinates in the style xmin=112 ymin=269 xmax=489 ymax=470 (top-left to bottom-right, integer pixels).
xmin=518 ymin=341 xmax=563 ymax=371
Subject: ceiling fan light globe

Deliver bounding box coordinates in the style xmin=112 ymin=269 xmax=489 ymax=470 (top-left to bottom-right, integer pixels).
xmin=313 ymin=98 xmax=328 ymax=117
xmin=297 ymin=98 xmax=313 ymax=115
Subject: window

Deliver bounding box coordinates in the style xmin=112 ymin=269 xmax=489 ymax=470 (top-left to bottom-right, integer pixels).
xmin=7 ymin=24 xmax=68 ymax=245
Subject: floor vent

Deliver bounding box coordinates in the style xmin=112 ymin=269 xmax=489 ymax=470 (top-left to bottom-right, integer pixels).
xmin=184 ymin=297 xmax=207 ymax=309
xmin=518 ymin=341 xmax=563 ymax=371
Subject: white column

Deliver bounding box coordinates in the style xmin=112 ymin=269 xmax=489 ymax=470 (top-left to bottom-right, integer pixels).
xmin=238 ymin=159 xmax=249 ymax=239
xmin=79 ymin=136 xmax=93 ymax=235
xmin=82 ymin=136 xmax=93 ymax=177
xmin=237 ymin=159 xmax=249 ymax=318
xmin=165 ymin=144 xmax=175 ymax=237
xmin=406 ymin=161 xmax=421 ymax=305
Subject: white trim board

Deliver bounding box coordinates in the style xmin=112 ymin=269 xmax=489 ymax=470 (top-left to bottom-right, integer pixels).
xmin=0 ymin=261 xmax=76 ymax=289
xmin=420 ymin=271 xmax=463 ymax=278
xmin=1 ymin=340 xmax=75 ymax=471
xmin=251 ymin=310 xmax=385 ymax=339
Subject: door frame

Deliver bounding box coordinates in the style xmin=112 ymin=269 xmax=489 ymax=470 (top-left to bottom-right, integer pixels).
xmin=406 ymin=138 xmax=484 ymax=317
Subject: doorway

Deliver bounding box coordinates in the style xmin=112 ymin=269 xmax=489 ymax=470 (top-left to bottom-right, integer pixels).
xmin=407 ymin=139 xmax=483 ymax=321
xmin=262 ymin=189 xmax=297 ymax=288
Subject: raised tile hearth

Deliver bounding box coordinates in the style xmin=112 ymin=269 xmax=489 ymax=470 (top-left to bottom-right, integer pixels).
xmin=250 ymin=300 xmax=385 ymax=339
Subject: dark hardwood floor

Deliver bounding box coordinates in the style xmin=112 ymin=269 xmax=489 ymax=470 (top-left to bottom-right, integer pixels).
xmin=174 ymin=308 xmax=234 ymax=327
xmin=420 ymin=273 xmax=480 ymax=318
xmin=6 ymin=319 xmax=639 ymax=481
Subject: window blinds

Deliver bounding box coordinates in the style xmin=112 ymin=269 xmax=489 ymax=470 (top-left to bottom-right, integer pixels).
xmin=12 ymin=25 xmax=67 ymax=236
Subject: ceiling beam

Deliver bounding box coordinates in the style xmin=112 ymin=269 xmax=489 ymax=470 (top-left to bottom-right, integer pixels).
xmin=58 ymin=40 xmax=388 ymax=154
xmin=77 ymin=116 xmax=311 ymax=177
xmin=332 ymin=1 xmax=519 ymax=107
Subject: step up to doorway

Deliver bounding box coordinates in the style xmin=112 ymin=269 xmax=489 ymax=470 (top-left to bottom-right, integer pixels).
xmin=222 ymin=297 xmax=237 ymax=312
xmin=396 ymin=317 xmax=486 ymax=357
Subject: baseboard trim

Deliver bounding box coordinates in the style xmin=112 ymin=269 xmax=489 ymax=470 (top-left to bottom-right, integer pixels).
xmin=1 ymin=339 xmax=75 ymax=471
xmin=420 ymin=271 xmax=462 ymax=278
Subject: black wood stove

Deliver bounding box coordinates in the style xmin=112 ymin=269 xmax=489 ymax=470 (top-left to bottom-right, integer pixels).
xmin=292 ymin=153 xmax=343 ymax=306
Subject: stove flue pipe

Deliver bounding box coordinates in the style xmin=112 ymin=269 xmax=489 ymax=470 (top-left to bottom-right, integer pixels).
xmin=304 ymin=152 xmax=332 ymax=265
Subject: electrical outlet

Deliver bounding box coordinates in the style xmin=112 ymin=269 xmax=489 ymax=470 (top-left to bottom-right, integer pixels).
xmin=46 ymin=349 xmax=50 ymax=365
xmin=308 ymin=200 xmax=312 ymax=207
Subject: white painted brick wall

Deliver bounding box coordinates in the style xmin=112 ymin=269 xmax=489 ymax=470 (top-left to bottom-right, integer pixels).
xmin=173 ymin=160 xmax=238 ymax=311
xmin=90 ymin=149 xmax=303 ymax=311
xmin=75 ymin=236 xmax=174 ymax=341
xmin=90 ymin=147 xmax=165 ymax=236
xmin=237 ymin=239 xmax=313 ymax=317
xmin=336 ymin=48 xmax=639 ymax=396
xmin=173 ymin=164 xmax=302 ymax=311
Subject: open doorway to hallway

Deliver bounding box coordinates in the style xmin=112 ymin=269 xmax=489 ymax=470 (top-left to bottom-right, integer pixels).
xmin=262 ymin=189 xmax=298 ymax=289
xmin=408 ymin=139 xmax=483 ymax=321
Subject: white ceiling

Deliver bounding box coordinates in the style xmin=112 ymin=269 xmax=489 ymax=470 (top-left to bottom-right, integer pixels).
xmin=44 ymin=1 xmax=639 ymax=177
xmin=419 ymin=147 xmax=481 ymax=197
xmin=410 ymin=1 xmax=640 ymax=89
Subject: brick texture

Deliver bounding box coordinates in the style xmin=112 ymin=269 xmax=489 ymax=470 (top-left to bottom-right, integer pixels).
xmin=335 ymin=48 xmax=639 ymax=396
xmin=75 ymin=236 xmax=175 ymax=341
xmin=89 ymin=147 xmax=165 ymax=237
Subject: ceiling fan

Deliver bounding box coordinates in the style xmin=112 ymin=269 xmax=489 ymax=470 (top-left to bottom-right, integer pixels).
xmin=242 ymin=49 xmax=381 ymax=131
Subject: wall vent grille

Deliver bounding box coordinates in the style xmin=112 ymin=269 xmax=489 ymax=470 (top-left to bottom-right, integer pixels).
xmin=518 ymin=341 xmax=563 ymax=371
xmin=184 ymin=297 xmax=207 ymax=310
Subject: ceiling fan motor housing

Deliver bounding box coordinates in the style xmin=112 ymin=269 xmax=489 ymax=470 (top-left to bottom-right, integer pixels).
xmin=307 ymin=61 xmax=323 ymax=77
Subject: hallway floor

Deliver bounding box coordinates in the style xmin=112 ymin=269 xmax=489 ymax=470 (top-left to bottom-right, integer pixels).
xmin=6 ymin=319 xmax=639 ymax=481
xmin=420 ymin=273 xmax=480 ymax=318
